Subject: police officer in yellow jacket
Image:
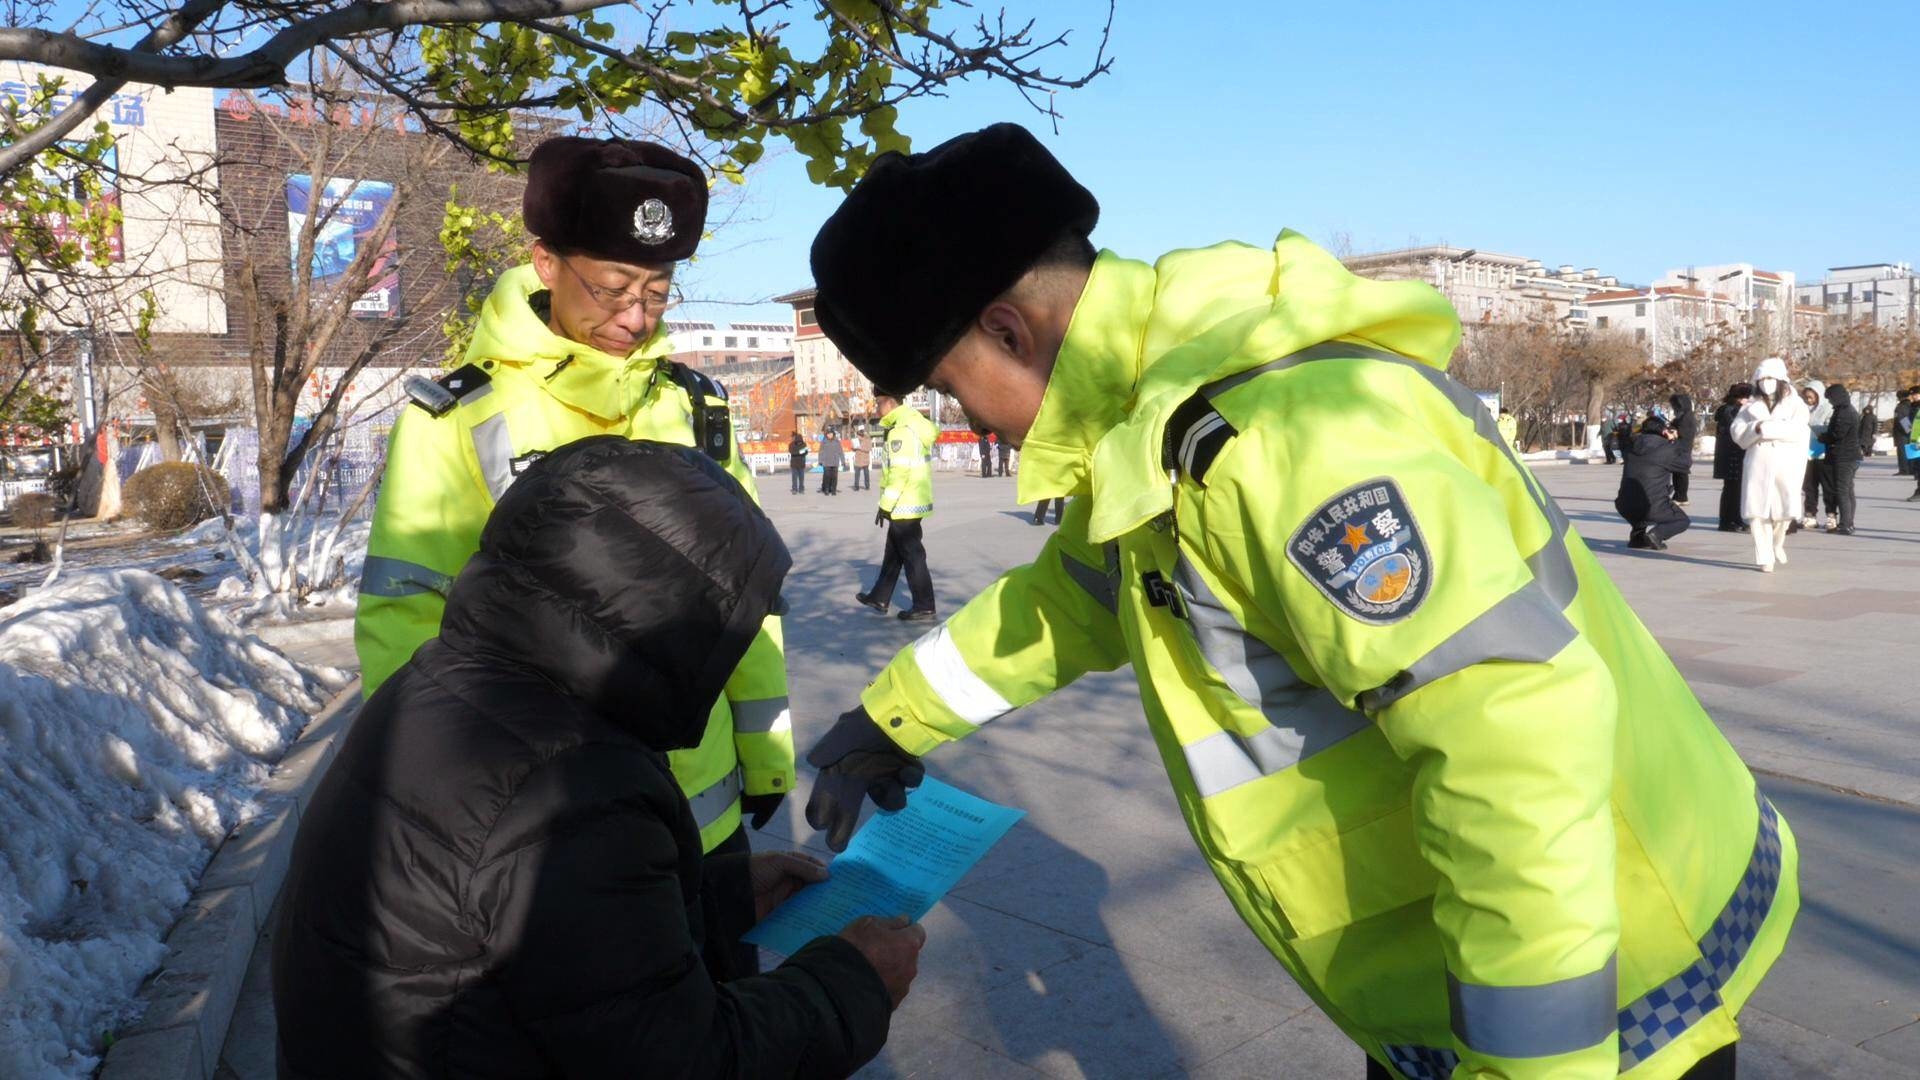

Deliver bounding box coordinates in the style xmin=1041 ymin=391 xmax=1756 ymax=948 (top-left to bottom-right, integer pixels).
xmin=354 ymin=137 xmax=795 ymax=875
xmin=801 ymin=124 xmax=1795 ymax=1079
xmin=856 ymin=390 xmax=939 ymax=622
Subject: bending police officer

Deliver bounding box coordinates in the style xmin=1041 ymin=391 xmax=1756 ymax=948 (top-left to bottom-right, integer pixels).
xmin=801 ymin=124 xmax=1795 ymax=1080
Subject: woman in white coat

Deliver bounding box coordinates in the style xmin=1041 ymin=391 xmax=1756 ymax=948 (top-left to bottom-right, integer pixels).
xmin=1730 ymin=356 xmax=1812 ymax=572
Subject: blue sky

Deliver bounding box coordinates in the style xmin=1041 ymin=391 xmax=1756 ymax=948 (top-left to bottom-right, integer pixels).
xmin=677 ymin=0 xmax=1920 ymax=326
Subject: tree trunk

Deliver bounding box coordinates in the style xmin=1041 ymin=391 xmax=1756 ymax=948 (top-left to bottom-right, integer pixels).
xmin=1584 ymin=379 xmax=1610 ymax=454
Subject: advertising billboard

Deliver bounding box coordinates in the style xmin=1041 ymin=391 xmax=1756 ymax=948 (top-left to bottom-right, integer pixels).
xmin=285 ymin=174 xmax=399 ymax=319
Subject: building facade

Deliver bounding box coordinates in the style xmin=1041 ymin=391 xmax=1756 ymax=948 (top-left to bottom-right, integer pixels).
xmin=772 ymin=287 xmax=874 ymax=433
xmin=667 ymin=320 xmax=794 ymax=370
xmin=1795 ymin=263 xmax=1918 ymax=328
xmin=1343 ymin=245 xmax=1629 ymax=328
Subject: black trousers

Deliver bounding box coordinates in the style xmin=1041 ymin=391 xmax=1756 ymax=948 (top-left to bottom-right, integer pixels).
xmin=1032 ymin=498 xmax=1063 ymax=524
xmin=789 ymin=464 xmax=806 ymax=493
xmin=980 ymin=450 xmax=993 ymax=478
xmin=1826 ymin=459 xmax=1858 ymax=530
xmin=1633 ymin=510 xmax=1690 ymax=542
xmin=702 ymin=824 xmax=759 ymax=981
xmin=1366 ymin=1043 xmax=1734 ymax=1079
xmin=1802 ymin=460 xmax=1835 ymax=517
xmin=1718 ymin=468 xmax=1744 ymax=527
xmin=870 ymin=518 xmax=935 ymax=612
xmin=997 ymin=450 xmax=1011 ymax=477
xmin=1673 ymin=467 xmax=1691 ymax=503
xmin=821 ymin=466 xmax=839 ymax=494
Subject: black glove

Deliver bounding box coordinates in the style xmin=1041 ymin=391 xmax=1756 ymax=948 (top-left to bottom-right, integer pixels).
xmin=874 ymin=507 xmax=890 ymax=527
xmin=804 ymin=706 xmax=924 ymax=851
xmin=741 ymin=792 xmax=785 ymax=831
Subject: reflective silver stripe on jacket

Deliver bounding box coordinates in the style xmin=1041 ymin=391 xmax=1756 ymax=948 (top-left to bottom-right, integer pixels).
xmin=892 ymin=503 xmax=934 ymax=516
xmin=1173 ymin=555 xmax=1369 ymax=796
xmin=472 ymin=412 xmax=514 ymax=501
xmin=1355 ymin=578 xmax=1578 ymax=713
xmin=730 ymin=696 xmax=792 ymax=736
xmin=1450 ymin=954 xmax=1617 ymax=1060
xmin=1201 ymin=342 xmax=1580 ymax=609
xmin=1059 ymin=548 xmax=1118 ymax=615
xmin=359 ymin=555 xmax=454 ymax=599
xmin=911 ymin=623 xmax=1012 ymax=725
xmin=687 ymin=768 xmax=743 ymax=833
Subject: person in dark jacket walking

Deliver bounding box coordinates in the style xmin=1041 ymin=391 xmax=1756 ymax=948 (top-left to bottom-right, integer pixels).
xmin=1616 ymin=416 xmax=1690 ymax=550
xmin=1713 ymin=383 xmax=1752 ymax=531
xmin=274 ymin=438 xmax=922 ymax=1080
xmin=1894 ymin=394 xmax=1914 ymax=476
xmin=996 ymin=435 xmax=1011 ymax=476
xmin=788 ymin=431 xmax=809 ymax=495
xmin=1818 ymin=383 xmax=1862 ymax=534
xmin=818 ymin=427 xmax=845 ymax=495
xmin=1669 ymin=393 xmax=1698 ymax=505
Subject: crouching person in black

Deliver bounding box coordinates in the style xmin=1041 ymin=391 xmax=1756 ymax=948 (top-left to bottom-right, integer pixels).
xmin=274 ymin=436 xmax=920 ymax=1079
xmin=1616 ymin=415 xmax=1691 ymax=551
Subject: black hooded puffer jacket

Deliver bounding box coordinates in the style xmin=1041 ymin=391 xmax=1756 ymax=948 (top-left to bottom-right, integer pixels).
xmin=273 ymin=437 xmax=890 ymax=1079
xmin=1820 ymin=384 xmax=1863 ymax=464
xmin=1668 ymin=393 xmax=1698 ymax=468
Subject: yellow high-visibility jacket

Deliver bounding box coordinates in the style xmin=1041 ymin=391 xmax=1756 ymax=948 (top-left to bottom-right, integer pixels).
xmin=858 ymin=234 xmax=1796 ymax=1079
xmin=354 ymin=264 xmax=794 ymax=851
xmin=876 ymin=404 xmax=936 ymax=520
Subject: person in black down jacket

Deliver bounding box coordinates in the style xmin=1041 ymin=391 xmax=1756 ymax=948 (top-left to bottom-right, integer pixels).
xmin=1668 ymin=392 xmax=1698 ymax=505
xmin=1818 ymin=383 xmax=1862 ymax=535
xmin=1616 ymin=415 xmax=1690 ymax=551
xmin=274 ymin=437 xmax=919 ymax=1079
xmin=1712 ymin=383 xmax=1752 ymax=532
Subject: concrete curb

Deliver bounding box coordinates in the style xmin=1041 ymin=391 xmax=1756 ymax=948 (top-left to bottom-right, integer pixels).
xmin=99 ymin=680 xmax=362 ymax=1080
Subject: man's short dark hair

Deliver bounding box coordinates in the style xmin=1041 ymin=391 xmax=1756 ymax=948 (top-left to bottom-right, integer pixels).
xmin=1027 ymin=229 xmax=1097 ymax=275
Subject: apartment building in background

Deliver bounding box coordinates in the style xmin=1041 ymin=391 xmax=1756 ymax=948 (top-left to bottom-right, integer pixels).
xmin=1343 ymin=244 xmax=1634 ymax=330
xmin=667 ymin=320 xmax=794 ymax=370
xmin=1795 ymin=263 xmax=1919 ymax=328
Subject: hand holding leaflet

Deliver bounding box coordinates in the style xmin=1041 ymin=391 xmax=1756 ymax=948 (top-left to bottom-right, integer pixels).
xmin=745 ymin=776 xmax=1024 ymax=957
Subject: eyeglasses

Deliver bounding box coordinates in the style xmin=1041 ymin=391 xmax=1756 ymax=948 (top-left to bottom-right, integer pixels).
xmin=559 ymin=255 xmax=675 ymax=315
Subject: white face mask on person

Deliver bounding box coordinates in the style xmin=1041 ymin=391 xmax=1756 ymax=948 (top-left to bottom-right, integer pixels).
xmin=1758 ymin=378 xmax=1779 ymax=396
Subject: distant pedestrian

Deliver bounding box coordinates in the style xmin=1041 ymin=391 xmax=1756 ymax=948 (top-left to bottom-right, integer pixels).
xmin=1895 ymin=392 xmax=1916 ymax=475
xmin=996 ymin=435 xmax=1011 ymax=477
xmin=1859 ymin=404 xmax=1879 ymax=458
xmin=1799 ymin=383 xmax=1835 ymax=530
xmin=1712 ymin=383 xmax=1751 ymax=532
xmin=1612 ymin=413 xmax=1633 ymax=464
xmin=1616 ymin=416 xmax=1689 ymax=550
xmin=1668 ymin=393 xmax=1697 ymax=505
xmin=1902 ymin=387 xmax=1920 ymax=497
xmin=852 ymin=430 xmax=872 ymax=490
xmin=1730 ymin=358 xmax=1811 ymax=573
xmin=787 ymin=431 xmax=808 ymax=494
xmin=1031 ymin=497 xmax=1063 ymax=526
xmin=977 ymin=428 xmax=993 ymax=478
xmin=1818 ymin=384 xmax=1861 ymax=534
xmin=818 ymin=427 xmax=845 ymax=495
xmin=1496 ymin=407 xmax=1517 ymax=449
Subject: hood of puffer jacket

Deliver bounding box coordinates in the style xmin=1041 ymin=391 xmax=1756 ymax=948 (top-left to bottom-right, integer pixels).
xmin=438 ymin=437 xmax=790 ymax=747
xmin=1670 ymin=393 xmax=1693 ymax=417
xmin=1802 ymin=379 xmax=1833 ymax=428
xmin=1826 ymin=383 xmax=1852 ymax=408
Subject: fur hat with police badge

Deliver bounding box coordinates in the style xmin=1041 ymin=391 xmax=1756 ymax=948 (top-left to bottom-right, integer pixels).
xmin=523 ymin=137 xmax=708 ymax=265
xmin=809 ymin=123 xmax=1098 ymax=397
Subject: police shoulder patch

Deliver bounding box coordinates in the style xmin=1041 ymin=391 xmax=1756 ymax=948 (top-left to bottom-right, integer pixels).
xmin=1286 ymin=477 xmax=1431 ymax=624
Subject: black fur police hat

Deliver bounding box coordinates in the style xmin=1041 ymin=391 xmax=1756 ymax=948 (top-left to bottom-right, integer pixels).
xmin=810 ymin=123 xmax=1098 ymax=396
xmin=523 ymin=137 xmax=708 ymax=265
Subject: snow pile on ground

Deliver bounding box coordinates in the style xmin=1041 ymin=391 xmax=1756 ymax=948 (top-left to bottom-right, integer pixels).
xmin=0 ymin=570 xmax=346 ymax=1078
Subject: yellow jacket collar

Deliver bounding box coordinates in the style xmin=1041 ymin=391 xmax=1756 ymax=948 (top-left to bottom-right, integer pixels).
xmin=1019 ymin=231 xmax=1461 ymax=542
xmin=1013 ymin=252 xmax=1156 ymax=505
xmin=464 ymin=263 xmax=672 ymax=421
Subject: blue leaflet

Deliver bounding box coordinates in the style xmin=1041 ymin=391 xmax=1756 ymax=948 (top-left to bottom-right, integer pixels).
xmin=743 ymin=776 xmax=1025 ymax=957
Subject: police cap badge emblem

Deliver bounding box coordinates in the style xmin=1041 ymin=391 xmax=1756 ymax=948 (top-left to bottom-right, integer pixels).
xmin=632 ymin=198 xmax=674 ymax=245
